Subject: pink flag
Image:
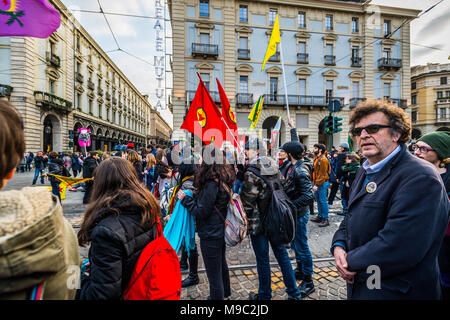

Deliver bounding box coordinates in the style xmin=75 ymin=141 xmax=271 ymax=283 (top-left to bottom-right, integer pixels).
xmin=0 ymin=0 xmax=61 ymax=38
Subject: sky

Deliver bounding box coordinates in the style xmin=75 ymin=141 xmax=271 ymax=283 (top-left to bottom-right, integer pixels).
xmin=60 ymin=0 xmax=450 ymax=129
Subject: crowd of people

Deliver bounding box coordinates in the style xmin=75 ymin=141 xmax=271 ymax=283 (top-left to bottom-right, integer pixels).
xmin=1 ymin=97 xmax=449 ymax=301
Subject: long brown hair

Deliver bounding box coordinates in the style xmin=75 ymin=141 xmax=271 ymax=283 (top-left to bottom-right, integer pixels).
xmin=78 ymin=156 xmax=159 ymax=246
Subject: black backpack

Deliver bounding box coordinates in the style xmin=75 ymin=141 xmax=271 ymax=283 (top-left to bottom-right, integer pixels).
xmin=247 ymin=167 xmax=296 ymax=246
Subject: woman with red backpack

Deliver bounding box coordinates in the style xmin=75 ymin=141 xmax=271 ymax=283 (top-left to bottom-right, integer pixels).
xmin=177 ymin=146 xmax=235 ymax=300
xmin=77 ymin=157 xmax=178 ymax=300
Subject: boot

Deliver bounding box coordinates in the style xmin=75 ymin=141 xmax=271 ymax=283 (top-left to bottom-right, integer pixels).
xmin=310 ymin=216 xmax=323 ymax=223
xmin=318 ymin=219 xmax=330 ymax=227
xmin=299 ymin=276 xmax=315 ymax=298
xmin=248 ymin=292 xmax=260 ymax=300
xmin=295 ymin=263 xmax=304 ymax=281
xmin=181 ymin=273 xmax=199 ymax=288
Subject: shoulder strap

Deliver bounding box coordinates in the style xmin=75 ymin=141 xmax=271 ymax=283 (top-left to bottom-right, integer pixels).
xmin=247 ymin=166 xmax=277 ymax=191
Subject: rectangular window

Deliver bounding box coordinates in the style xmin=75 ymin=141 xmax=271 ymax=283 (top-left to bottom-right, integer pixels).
xmin=239 ymin=37 xmax=248 ymax=50
xmin=298 ymin=12 xmax=306 ymax=28
xmin=326 ymin=80 xmax=333 ymax=103
xmin=352 ymin=81 xmax=360 ymax=98
xmin=326 ymin=15 xmax=333 ymax=31
xmin=383 ymin=48 xmax=391 ymax=59
xmin=352 ymin=17 xmax=359 ymax=33
xmin=352 ymin=46 xmax=359 ymax=58
xmin=298 ymin=42 xmax=306 ymax=54
xmin=411 ymin=82 xmax=416 ymax=90
xmin=89 ymin=99 xmax=93 ymax=114
xmin=446 ymin=90 xmax=450 ymax=97
xmin=269 ymin=9 xmax=277 ymax=25
xmin=99 ymin=104 xmax=102 ymax=119
xmin=437 ymin=91 xmax=443 ymax=99
xmin=200 ymin=33 xmax=209 ymax=44
xmin=440 ymin=108 xmax=446 ymax=118
xmin=270 ymin=77 xmax=278 ymax=99
xmin=326 ymin=44 xmax=333 ymax=56
xmin=239 ymin=5 xmax=248 ymax=22
xmin=298 ymin=79 xmax=306 ymax=95
xmin=412 ymin=111 xmax=417 ymax=122
xmin=199 ymin=0 xmax=209 ymax=17
xmin=50 ymin=41 xmax=56 ymax=56
xmin=49 ymin=80 xmax=55 ymax=94
xmin=384 ymin=83 xmax=391 ymax=98
xmin=384 ymin=20 xmax=391 ymax=36
xmin=76 ymin=36 xmax=80 ymax=51
xmin=240 ymin=76 xmax=248 ymax=94
xmin=201 ymin=73 xmax=210 ymax=90
xmin=77 ymin=93 xmax=81 ymax=109
xmin=411 ymin=94 xmax=417 ymax=105
xmin=296 ymin=114 xmax=309 ymax=129
xmin=441 ymin=77 xmax=447 ymax=85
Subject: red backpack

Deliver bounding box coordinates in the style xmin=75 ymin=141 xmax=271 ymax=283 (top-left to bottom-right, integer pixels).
xmin=121 ymin=219 xmax=181 ymax=300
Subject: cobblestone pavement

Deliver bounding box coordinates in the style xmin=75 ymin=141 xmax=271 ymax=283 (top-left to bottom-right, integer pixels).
xmin=5 ymin=171 xmax=347 ymax=300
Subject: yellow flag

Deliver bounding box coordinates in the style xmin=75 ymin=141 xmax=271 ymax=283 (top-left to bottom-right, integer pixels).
xmin=261 ymin=14 xmax=281 ymax=71
xmin=248 ymin=95 xmax=264 ymax=130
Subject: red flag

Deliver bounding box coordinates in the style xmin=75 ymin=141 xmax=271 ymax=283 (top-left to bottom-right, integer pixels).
xmin=180 ymin=73 xmax=225 ymax=148
xmin=216 ymin=78 xmax=240 ymax=150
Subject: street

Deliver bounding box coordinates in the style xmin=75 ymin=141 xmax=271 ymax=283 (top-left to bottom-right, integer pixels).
xmin=5 ymin=170 xmax=347 ymax=300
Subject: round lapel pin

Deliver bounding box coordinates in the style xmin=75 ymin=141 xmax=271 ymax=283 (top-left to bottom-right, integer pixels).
xmin=366 ymin=182 xmax=377 ymax=193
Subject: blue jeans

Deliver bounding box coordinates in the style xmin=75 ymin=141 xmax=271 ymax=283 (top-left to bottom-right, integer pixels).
xmin=233 ymin=179 xmax=243 ymax=194
xmin=291 ymin=211 xmax=313 ymax=276
xmin=32 ymin=168 xmax=45 ymax=184
xmin=250 ymin=234 xmax=301 ymax=300
xmin=315 ymin=181 xmax=329 ymax=219
xmin=50 ymin=180 xmax=61 ymax=201
xmin=339 ymin=183 xmax=347 ymax=211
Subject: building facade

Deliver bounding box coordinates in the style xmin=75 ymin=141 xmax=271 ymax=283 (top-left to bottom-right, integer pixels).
xmin=0 ymin=0 xmax=171 ymax=154
xmin=168 ymin=0 xmax=419 ymax=150
xmin=411 ymin=63 xmax=450 ymax=139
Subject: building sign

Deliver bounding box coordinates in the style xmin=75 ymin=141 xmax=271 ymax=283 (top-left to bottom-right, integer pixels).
xmin=154 ymin=0 xmax=166 ymax=111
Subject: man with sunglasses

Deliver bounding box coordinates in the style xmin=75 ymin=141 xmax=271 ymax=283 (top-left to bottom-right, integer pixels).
xmin=331 ymin=99 xmax=449 ymax=299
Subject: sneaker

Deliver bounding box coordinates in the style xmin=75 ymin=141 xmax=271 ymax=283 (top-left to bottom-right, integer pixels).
xmin=299 ymin=280 xmax=315 ymax=298
xmin=310 ymin=216 xmax=323 ymax=223
xmin=248 ymin=292 xmax=260 ymax=300
xmin=181 ymin=274 xmax=199 ymax=288
xmin=318 ymin=219 xmax=330 ymax=227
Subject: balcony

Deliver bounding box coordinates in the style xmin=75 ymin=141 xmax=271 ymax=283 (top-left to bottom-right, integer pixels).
xmin=351 ymin=57 xmax=362 ymax=67
xmin=98 ymin=88 xmax=104 ymax=96
xmin=297 ymin=53 xmax=308 ymax=64
xmin=187 ymin=90 xmax=221 ymax=104
xmin=192 ymin=43 xmax=219 ymax=59
xmin=34 ymin=91 xmax=72 ymax=113
xmin=75 ymin=72 xmax=84 ymax=84
xmin=436 ymin=116 xmax=450 ymax=124
xmin=87 ymin=80 xmax=95 ymax=91
xmin=349 ymin=97 xmax=366 ymax=108
xmin=236 ymin=93 xmax=253 ymax=106
xmin=268 ymin=52 xmax=280 ymax=62
xmin=386 ymin=98 xmax=407 ymax=108
xmin=0 ymin=84 xmax=13 ymax=98
xmin=264 ymin=94 xmax=344 ymax=107
xmin=46 ymin=52 xmax=61 ymax=68
xmin=237 ymin=49 xmax=250 ymax=60
xmin=324 ymin=55 xmax=336 ymax=66
xmin=378 ymin=58 xmax=402 ymax=70
xmin=436 ymin=96 xmax=450 ymax=105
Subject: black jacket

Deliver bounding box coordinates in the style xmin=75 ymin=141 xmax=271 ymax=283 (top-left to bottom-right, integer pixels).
xmin=283 ymin=159 xmax=314 ymax=216
xmin=332 ymin=144 xmax=449 ymax=300
xmin=48 ymin=158 xmax=64 ymax=182
xmin=79 ymin=201 xmax=156 ymax=300
xmin=279 ymin=159 xmax=291 ymax=178
xmin=83 ymin=156 xmax=98 ymax=178
xmin=181 ymin=180 xmax=229 ymax=240
xmin=335 ymin=151 xmax=349 ymax=181
xmin=133 ymin=161 xmax=144 ymax=182
xmin=71 ymin=154 xmax=81 ymax=171
xmin=34 ymin=156 xmax=46 ymax=170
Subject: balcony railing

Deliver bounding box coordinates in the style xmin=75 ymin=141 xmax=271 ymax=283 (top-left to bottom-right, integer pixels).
xmin=237 ymin=49 xmax=250 ymax=60
xmin=46 ymin=52 xmax=61 ymax=68
xmin=297 ymin=53 xmax=308 ymax=64
xmin=192 ymin=43 xmax=219 ymax=58
xmin=378 ymin=58 xmax=402 ymax=70
xmin=0 ymin=84 xmax=13 ymax=98
xmin=349 ymin=97 xmax=366 ymax=108
xmin=436 ymin=96 xmax=450 ymax=104
xmin=351 ymin=57 xmax=362 ymax=67
xmin=75 ymin=72 xmax=84 ymax=83
xmin=87 ymin=80 xmax=95 ymax=91
xmin=324 ymin=55 xmax=336 ymax=66
xmin=264 ymin=94 xmax=344 ymax=107
xmin=436 ymin=117 xmax=450 ymax=124
xmin=236 ymin=93 xmax=253 ymax=105
xmin=187 ymin=90 xmax=221 ymax=104
xmin=387 ymin=98 xmax=407 ymax=108
xmin=268 ymin=52 xmax=280 ymax=62
xmin=34 ymin=91 xmax=72 ymax=112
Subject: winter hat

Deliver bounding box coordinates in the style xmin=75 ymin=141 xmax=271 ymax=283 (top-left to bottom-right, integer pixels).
xmin=280 ymin=141 xmax=304 ymax=156
xmin=418 ymin=131 xmax=450 ymax=160
xmin=339 ymin=142 xmax=349 ymax=150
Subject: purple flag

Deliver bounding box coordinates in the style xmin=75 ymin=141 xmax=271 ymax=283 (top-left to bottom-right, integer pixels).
xmin=0 ymin=0 xmax=61 ymax=38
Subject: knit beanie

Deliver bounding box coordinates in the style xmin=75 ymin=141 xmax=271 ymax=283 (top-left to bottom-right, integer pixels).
xmin=418 ymin=131 xmax=450 ymax=160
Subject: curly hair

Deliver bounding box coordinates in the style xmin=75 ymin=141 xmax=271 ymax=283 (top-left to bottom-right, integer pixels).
xmin=349 ymin=99 xmax=411 ymax=144
xmin=127 ymin=150 xmax=141 ymax=164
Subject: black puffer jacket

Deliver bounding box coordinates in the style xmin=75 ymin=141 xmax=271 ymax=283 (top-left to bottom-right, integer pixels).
xmin=79 ymin=199 xmax=156 ymax=300
xmin=48 ymin=158 xmax=64 ymax=183
xmin=181 ymin=180 xmax=229 ymax=240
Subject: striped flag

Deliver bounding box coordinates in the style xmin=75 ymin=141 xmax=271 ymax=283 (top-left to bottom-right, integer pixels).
xmin=248 ymin=95 xmax=264 ymax=130
xmin=269 ymin=115 xmax=282 ymax=149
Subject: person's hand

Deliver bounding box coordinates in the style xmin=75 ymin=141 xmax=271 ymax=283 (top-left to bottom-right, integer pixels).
xmin=313 ymin=185 xmax=318 ymax=192
xmin=336 ymin=179 xmax=340 ymax=184
xmin=333 ymin=246 xmax=356 ymax=284
xmin=177 ymin=190 xmax=186 ymax=200
xmin=164 ymin=215 xmax=171 ymax=222
xmin=288 ymin=118 xmax=294 ymax=129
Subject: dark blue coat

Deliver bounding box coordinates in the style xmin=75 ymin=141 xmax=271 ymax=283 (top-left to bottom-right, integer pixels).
xmin=332 ymin=144 xmax=449 ymax=300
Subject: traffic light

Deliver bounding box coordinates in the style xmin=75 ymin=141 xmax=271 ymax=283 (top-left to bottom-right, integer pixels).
xmin=324 ymin=115 xmax=334 ymax=134
xmin=333 ymin=117 xmax=343 ymax=133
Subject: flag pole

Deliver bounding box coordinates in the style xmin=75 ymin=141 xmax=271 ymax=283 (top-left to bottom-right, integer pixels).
xmin=279 ymin=40 xmax=291 ymax=120
xmin=220 ymin=116 xmax=243 ymax=153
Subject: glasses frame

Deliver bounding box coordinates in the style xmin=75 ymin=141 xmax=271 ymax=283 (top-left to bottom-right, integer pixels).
xmin=350 ymin=124 xmax=392 ymax=137
xmin=412 ymin=144 xmax=434 ymax=154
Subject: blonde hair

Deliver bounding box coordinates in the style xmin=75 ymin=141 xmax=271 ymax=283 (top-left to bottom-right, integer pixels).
xmin=146 ymin=153 xmax=156 ymax=168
